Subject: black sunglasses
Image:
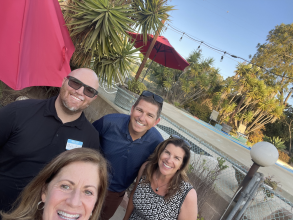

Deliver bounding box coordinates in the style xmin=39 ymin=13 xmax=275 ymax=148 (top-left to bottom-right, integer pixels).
xmin=170 ymin=134 xmax=191 ymax=149
xmin=141 ymin=90 xmax=163 ymax=104
xmin=66 ymin=76 xmax=98 ymax=98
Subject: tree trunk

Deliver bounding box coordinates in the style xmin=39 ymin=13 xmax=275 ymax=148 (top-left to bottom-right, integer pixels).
xmin=284 ymin=90 xmax=292 ymax=105
xmin=288 ymin=120 xmax=292 ymax=155
xmin=289 ymin=123 xmax=292 ymax=155
xmin=247 ymin=115 xmax=275 ymax=134
xmin=228 ymin=96 xmax=245 ymax=125
xmin=246 ymin=111 xmax=264 ymax=132
xmin=178 ymin=69 xmax=187 ymax=79
xmin=135 ymin=19 xmax=166 ymax=80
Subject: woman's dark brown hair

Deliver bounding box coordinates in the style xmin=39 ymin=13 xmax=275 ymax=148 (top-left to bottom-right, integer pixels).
xmin=1 ymin=148 xmax=108 ymax=220
xmin=143 ymin=137 xmax=190 ymax=200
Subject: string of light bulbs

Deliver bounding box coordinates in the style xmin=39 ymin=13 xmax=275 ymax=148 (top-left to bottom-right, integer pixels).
xmin=163 ymin=22 xmax=293 ymax=80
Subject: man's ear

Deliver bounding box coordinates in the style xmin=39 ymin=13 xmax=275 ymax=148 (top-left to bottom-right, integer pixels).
xmin=61 ymin=77 xmax=67 ymax=87
xmin=92 ymin=95 xmax=98 ymax=101
xmin=153 ymin=117 xmax=161 ymax=127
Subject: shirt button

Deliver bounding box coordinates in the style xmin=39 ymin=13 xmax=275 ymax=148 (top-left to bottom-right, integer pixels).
xmin=56 ymin=134 xmax=59 ymax=137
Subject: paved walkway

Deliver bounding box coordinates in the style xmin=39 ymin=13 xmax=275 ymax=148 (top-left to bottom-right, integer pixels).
xmin=110 ymin=206 xmax=126 ymax=220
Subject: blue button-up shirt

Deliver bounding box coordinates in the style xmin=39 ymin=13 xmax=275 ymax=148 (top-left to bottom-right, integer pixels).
xmin=93 ymin=114 xmax=163 ymax=192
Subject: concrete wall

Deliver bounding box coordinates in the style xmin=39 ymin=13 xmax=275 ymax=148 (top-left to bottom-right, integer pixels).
xmin=200 ymin=191 xmax=234 ymax=220
xmin=83 ymin=94 xmax=121 ymax=122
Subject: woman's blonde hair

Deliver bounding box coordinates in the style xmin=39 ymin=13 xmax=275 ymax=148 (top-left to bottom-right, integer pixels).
xmin=143 ymin=137 xmax=190 ymax=200
xmin=1 ymin=148 xmax=108 ymax=220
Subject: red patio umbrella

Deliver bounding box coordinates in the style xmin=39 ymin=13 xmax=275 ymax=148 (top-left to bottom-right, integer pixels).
xmin=128 ymin=32 xmax=189 ymax=71
xmin=0 ymin=0 xmax=75 ymax=90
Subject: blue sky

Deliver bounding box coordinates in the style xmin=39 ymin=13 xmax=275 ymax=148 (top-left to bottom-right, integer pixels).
xmin=162 ymin=0 xmax=293 ymax=79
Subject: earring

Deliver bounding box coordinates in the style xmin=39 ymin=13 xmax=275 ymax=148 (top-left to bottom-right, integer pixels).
xmin=37 ymin=201 xmax=45 ymax=210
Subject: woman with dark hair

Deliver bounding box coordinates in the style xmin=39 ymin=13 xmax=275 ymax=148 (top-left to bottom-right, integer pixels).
xmin=0 ymin=148 xmax=108 ymax=220
xmin=123 ymin=136 xmax=198 ymax=220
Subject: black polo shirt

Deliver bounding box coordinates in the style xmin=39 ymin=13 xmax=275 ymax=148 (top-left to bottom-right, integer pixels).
xmin=0 ymin=97 xmax=100 ymax=212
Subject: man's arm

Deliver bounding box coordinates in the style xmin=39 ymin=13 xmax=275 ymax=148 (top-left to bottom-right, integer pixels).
xmin=0 ymin=103 xmax=17 ymax=147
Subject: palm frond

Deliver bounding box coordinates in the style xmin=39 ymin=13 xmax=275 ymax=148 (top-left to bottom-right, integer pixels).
xmin=133 ymin=0 xmax=174 ymax=44
xmin=65 ymin=0 xmax=135 ymax=58
xmin=92 ymin=37 xmax=140 ymax=85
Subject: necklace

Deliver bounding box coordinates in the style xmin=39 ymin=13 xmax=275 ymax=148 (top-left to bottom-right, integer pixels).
xmin=155 ymin=175 xmax=168 ymax=192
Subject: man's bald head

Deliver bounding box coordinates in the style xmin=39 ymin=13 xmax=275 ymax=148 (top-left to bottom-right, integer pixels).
xmin=57 ymin=68 xmax=100 ymax=115
xmin=68 ymin=68 xmax=99 ymax=90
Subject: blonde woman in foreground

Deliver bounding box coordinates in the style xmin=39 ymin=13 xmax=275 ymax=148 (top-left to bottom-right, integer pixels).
xmin=123 ymin=135 xmax=198 ymax=220
xmin=1 ymin=148 xmax=108 ymax=220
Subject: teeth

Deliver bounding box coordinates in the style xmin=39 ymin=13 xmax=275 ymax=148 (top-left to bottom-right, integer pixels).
xmin=163 ymin=163 xmax=171 ymax=168
xmin=71 ymin=95 xmax=82 ymax=101
xmin=58 ymin=211 xmax=80 ymax=219
xmin=136 ymin=121 xmax=144 ymax=126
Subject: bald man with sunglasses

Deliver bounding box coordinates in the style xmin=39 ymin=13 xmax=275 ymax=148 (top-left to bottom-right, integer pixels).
xmin=93 ymin=91 xmax=164 ymax=220
xmin=0 ymin=68 xmax=101 ymax=213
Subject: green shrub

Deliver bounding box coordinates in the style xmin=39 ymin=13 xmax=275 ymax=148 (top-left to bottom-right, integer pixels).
xmin=173 ymin=101 xmax=180 ymax=107
xmin=127 ymin=78 xmax=147 ymax=95
xmin=197 ymin=215 xmax=204 ymax=220
xmin=184 ymin=103 xmax=211 ymax=122
xmin=0 ymin=81 xmax=3 ymax=99
xmin=263 ymin=175 xmax=280 ymax=200
xmin=278 ymin=150 xmax=290 ymax=163
xmin=248 ymin=129 xmax=264 ymax=145
xmin=263 ymin=136 xmax=286 ymax=150
xmin=188 ymin=153 xmax=228 ymax=213
xmin=264 ymin=176 xmax=279 ymax=190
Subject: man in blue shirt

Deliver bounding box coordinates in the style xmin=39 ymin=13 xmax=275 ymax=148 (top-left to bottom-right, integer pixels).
xmin=93 ymin=91 xmax=164 ymax=220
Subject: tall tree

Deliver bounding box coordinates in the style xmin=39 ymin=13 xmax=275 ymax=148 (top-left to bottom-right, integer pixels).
xmin=148 ymin=50 xmax=223 ymax=105
xmin=216 ymin=63 xmax=284 ymax=134
xmin=250 ymin=23 xmax=293 ymax=105
xmin=264 ymin=105 xmax=293 ymax=154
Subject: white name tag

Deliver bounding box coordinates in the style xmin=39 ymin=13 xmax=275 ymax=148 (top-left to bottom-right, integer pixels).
xmin=66 ymin=139 xmax=83 ymax=150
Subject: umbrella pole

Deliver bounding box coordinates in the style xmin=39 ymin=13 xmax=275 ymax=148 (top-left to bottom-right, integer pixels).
xmin=141 ymin=42 xmax=163 ymax=82
xmin=134 ymin=19 xmax=166 ymax=81
xmin=141 ymin=56 xmax=156 ymax=83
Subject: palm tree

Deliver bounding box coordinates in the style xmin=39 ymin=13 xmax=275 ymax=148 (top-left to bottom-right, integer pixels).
xmin=216 ymin=63 xmax=283 ymax=135
xmin=227 ymin=63 xmax=260 ymax=125
xmin=63 ymin=0 xmax=174 ymax=85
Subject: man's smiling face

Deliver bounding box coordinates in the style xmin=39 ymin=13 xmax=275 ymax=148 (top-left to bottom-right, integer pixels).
xmin=129 ymin=99 xmax=160 ymax=139
xmin=59 ymin=69 xmax=99 ymax=113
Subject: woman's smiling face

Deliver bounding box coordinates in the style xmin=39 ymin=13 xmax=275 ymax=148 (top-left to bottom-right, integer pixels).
xmin=41 ymin=161 xmax=99 ymax=220
xmin=158 ymin=143 xmax=185 ymax=178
